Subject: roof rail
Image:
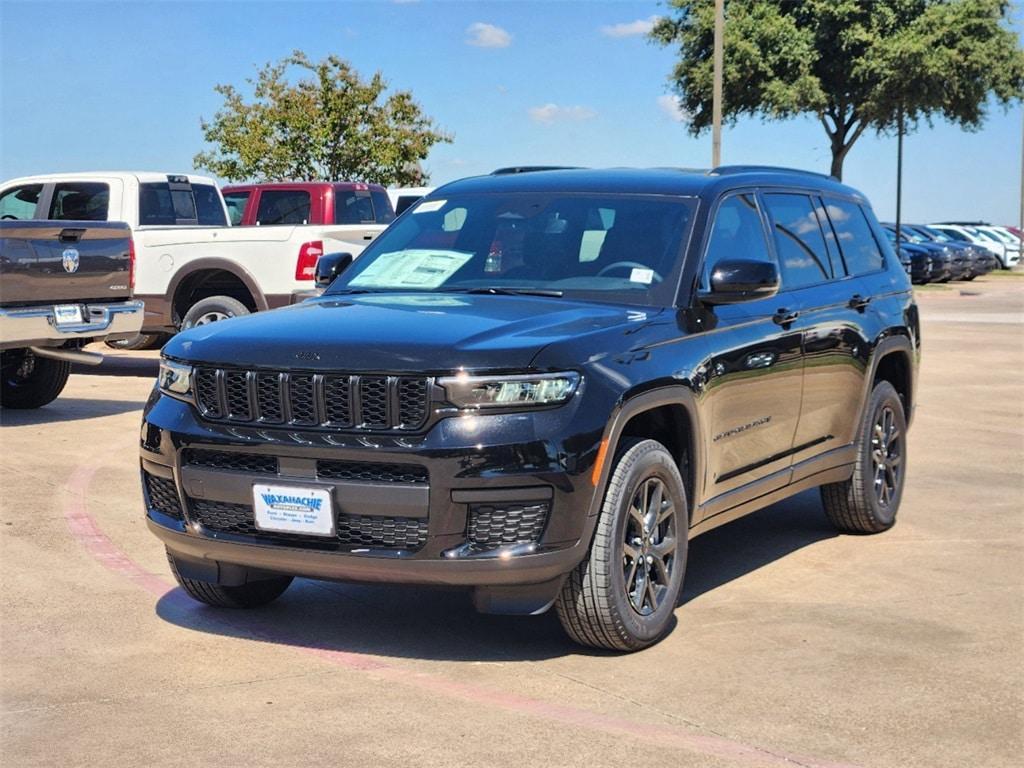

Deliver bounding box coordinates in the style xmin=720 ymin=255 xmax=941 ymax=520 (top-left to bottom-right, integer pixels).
xmin=711 ymin=164 xmax=836 ymax=181
xmin=932 ymin=221 xmax=991 ymax=226
xmin=490 ymin=165 xmax=583 ymax=175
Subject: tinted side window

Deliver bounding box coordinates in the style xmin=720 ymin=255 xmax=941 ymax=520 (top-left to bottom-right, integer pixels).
xmin=702 ymin=193 xmax=772 ymax=286
xmin=256 ymin=190 xmax=311 ymax=225
xmin=0 ymin=184 xmax=43 ymax=220
xmin=824 ymin=198 xmax=885 ymax=275
xmin=49 ymin=182 xmax=109 ymax=221
xmin=370 ymin=190 xmax=396 ymax=224
xmin=335 ymin=191 xmax=376 ymax=224
xmin=762 ymin=193 xmax=832 ymax=288
xmin=223 ymin=191 xmax=250 ymax=225
xmin=193 ymin=184 xmax=227 ymax=226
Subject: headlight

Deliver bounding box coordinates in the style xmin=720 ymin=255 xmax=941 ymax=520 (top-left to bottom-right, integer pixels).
xmin=439 ymin=372 xmax=580 ymax=409
xmin=158 ymin=357 xmax=193 ymax=397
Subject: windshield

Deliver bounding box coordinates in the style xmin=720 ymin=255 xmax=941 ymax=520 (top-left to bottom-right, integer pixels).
xmin=327 ymin=192 xmax=697 ymax=306
xmin=917 ymin=226 xmax=949 ymax=242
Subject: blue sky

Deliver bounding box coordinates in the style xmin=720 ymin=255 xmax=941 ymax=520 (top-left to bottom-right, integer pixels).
xmin=1 ymin=0 xmax=1021 ymax=224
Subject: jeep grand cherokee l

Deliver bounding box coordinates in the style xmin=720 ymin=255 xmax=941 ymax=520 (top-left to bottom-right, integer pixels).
xmin=141 ymin=167 xmax=919 ymax=651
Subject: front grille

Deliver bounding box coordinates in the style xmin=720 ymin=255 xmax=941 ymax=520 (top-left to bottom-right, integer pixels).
xmin=184 ymin=449 xmax=278 ymax=474
xmin=189 ymin=498 xmax=428 ymax=551
xmin=193 ymin=367 xmax=431 ymax=431
xmin=144 ymin=472 xmax=184 ymax=520
xmin=467 ymin=501 xmax=549 ymax=553
xmin=316 ymin=460 xmax=428 ymax=484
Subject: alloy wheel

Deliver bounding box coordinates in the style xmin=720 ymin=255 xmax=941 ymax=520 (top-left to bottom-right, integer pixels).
xmin=871 ymin=405 xmax=903 ymax=507
xmin=622 ymin=476 xmax=677 ymax=616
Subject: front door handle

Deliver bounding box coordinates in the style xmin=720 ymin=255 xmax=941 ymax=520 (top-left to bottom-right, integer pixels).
xmin=848 ymin=294 xmax=872 ymax=311
xmin=772 ymin=308 xmax=799 ymax=326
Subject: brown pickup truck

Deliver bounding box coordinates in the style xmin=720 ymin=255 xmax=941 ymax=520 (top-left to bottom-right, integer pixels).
xmin=0 ymin=219 xmax=143 ymax=408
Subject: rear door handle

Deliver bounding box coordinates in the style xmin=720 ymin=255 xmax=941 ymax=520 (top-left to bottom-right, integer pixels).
xmin=772 ymin=308 xmax=799 ymax=326
xmin=848 ymin=294 xmax=871 ymax=311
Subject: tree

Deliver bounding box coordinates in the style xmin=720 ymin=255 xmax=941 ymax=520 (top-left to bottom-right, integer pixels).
xmin=651 ymin=0 xmax=1024 ymax=180
xmin=194 ymin=51 xmax=452 ymax=185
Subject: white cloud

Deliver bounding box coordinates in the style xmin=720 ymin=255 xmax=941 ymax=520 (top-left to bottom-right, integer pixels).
xmin=528 ymin=103 xmax=598 ymax=124
xmin=657 ymin=94 xmax=690 ymax=123
xmin=466 ymin=22 xmax=512 ymax=48
xmin=601 ymin=16 xmax=659 ymax=38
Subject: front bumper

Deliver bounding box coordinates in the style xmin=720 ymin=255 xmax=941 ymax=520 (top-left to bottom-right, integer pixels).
xmin=141 ymin=389 xmax=604 ymax=612
xmin=0 ymin=299 xmax=144 ymax=350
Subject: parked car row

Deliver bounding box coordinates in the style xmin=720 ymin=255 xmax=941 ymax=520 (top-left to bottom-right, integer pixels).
xmin=881 ymin=222 xmax=1013 ymax=284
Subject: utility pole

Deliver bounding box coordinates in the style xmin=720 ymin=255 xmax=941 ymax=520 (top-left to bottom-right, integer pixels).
xmin=712 ymin=0 xmax=724 ymax=167
xmin=896 ymin=105 xmax=904 ymax=251
xmin=1019 ymin=107 xmax=1023 ymax=257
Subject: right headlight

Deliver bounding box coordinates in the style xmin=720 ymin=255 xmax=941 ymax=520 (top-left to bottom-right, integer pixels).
xmin=158 ymin=357 xmax=193 ymax=398
xmin=439 ymin=371 xmax=581 ymax=409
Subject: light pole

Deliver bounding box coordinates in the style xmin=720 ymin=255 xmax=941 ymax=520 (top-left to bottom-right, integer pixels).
xmin=896 ymin=105 xmax=904 ymax=251
xmin=712 ymin=0 xmax=724 ymax=167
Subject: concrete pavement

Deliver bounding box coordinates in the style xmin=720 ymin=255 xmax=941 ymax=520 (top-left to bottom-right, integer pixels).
xmin=1 ymin=277 xmax=1021 ymax=767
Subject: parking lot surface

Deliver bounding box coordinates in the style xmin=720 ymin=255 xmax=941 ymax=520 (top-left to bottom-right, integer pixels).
xmin=2 ymin=278 xmax=1021 ymax=768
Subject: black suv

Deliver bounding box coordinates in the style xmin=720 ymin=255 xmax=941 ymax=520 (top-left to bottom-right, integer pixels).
xmin=142 ymin=167 xmax=919 ymax=651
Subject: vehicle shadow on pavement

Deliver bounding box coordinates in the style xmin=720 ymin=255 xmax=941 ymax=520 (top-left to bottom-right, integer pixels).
xmin=72 ymin=356 xmax=159 ymax=378
xmin=154 ymin=490 xmax=836 ymax=661
xmin=0 ymin=397 xmax=147 ymax=425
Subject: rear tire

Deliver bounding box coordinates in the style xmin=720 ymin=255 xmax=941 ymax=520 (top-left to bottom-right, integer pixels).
xmin=181 ymin=295 xmax=250 ymax=330
xmin=166 ymin=549 xmax=292 ymax=608
xmin=1 ymin=350 xmax=70 ymax=409
xmin=821 ymin=380 xmax=907 ymax=534
xmin=556 ymin=438 xmax=688 ymax=652
xmin=105 ymin=332 xmax=168 ymax=351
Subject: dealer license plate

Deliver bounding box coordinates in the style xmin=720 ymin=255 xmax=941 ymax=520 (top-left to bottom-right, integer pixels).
xmin=253 ymin=484 xmax=334 ymax=537
xmin=53 ymin=304 xmax=84 ymax=326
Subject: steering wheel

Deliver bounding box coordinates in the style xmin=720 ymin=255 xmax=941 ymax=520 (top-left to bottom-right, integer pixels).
xmin=596 ymin=261 xmax=663 ymax=283
xmin=1 ymin=215 xmax=17 ymax=220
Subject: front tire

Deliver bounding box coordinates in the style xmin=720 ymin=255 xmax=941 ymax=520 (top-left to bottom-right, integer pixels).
xmin=1 ymin=350 xmax=70 ymax=409
xmin=556 ymin=438 xmax=688 ymax=652
xmin=821 ymin=380 xmax=907 ymax=534
xmin=166 ymin=549 xmax=292 ymax=608
xmin=180 ymin=295 xmax=250 ymax=330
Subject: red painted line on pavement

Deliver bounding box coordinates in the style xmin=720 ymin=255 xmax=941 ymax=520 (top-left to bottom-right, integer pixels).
xmin=63 ymin=463 xmax=861 ymax=768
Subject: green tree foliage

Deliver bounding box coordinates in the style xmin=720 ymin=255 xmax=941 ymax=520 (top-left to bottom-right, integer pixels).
xmin=194 ymin=51 xmax=452 ymax=185
xmin=652 ymin=0 xmax=1024 ymax=179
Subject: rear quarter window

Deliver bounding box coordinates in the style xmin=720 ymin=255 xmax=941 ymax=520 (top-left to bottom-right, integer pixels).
xmin=0 ymin=184 xmax=43 ymax=220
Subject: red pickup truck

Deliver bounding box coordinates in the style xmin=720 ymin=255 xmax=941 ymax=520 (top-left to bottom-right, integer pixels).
xmin=222 ymin=182 xmax=396 ymax=228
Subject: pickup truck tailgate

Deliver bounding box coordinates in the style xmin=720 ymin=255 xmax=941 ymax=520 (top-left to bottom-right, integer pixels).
xmin=0 ymin=221 xmax=133 ymax=306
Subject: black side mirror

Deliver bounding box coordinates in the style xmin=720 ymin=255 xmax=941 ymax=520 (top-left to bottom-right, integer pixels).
xmin=315 ymin=252 xmax=353 ymax=288
xmin=700 ymin=259 xmax=780 ymax=304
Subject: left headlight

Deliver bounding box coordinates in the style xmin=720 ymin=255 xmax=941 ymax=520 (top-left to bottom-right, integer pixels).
xmin=158 ymin=357 xmax=193 ymax=398
xmin=439 ymin=371 xmax=580 ymax=409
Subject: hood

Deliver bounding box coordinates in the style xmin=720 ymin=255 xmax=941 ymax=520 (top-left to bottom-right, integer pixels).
xmin=165 ymin=292 xmax=661 ymax=372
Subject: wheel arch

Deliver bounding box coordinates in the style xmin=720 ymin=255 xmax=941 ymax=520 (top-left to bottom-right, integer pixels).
xmin=167 ymin=259 xmax=268 ymax=326
xmin=588 ymin=387 xmax=704 ymax=526
xmin=863 ymin=334 xmax=916 ymax=427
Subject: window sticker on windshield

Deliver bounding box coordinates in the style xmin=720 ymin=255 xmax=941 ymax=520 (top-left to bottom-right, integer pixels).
xmin=413 ymin=199 xmax=446 ymax=213
xmin=630 ymin=267 xmax=654 ymax=285
xmin=348 ymin=249 xmax=473 ymax=289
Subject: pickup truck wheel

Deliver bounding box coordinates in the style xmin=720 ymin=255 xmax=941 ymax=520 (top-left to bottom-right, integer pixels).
xmin=556 ymin=438 xmax=688 ymax=652
xmin=166 ymin=549 xmax=292 ymax=608
xmin=180 ymin=296 xmax=250 ymax=330
xmin=1 ymin=351 xmax=70 ymax=409
xmin=821 ymin=380 xmax=907 ymax=534
xmin=105 ymin=333 xmax=168 ymax=351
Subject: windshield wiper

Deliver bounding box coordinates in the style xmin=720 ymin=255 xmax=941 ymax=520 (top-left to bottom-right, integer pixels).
xmin=456 ymin=287 xmax=565 ymax=298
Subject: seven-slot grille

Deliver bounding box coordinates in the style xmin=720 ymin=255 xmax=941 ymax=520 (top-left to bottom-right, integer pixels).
xmin=192 ymin=367 xmax=431 ymax=430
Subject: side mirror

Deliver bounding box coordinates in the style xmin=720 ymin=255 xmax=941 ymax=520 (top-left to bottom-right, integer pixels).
xmin=700 ymin=259 xmax=780 ymax=304
xmin=315 ymin=252 xmax=353 ymax=288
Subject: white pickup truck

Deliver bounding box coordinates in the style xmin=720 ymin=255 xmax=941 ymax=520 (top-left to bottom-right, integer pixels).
xmin=0 ymin=172 xmax=387 ymax=344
